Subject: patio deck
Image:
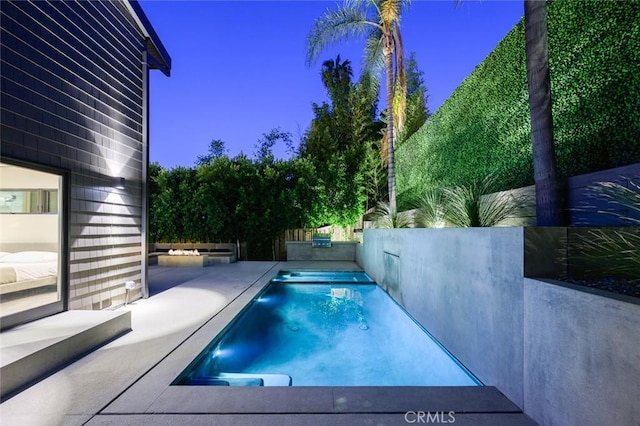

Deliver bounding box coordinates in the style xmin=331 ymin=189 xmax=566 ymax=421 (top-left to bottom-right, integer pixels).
xmin=0 ymin=261 xmax=536 ymax=425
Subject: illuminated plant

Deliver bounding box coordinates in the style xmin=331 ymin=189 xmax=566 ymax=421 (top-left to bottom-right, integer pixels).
xmin=413 ymin=188 xmax=445 ymax=228
xmin=372 ymin=201 xmax=412 ymax=229
xmin=442 ymin=174 xmax=521 ymax=227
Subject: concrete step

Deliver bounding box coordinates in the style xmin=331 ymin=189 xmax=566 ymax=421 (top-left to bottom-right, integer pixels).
xmin=0 ymin=310 xmax=131 ymax=399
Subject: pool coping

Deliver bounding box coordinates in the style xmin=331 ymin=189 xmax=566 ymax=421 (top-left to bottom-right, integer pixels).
xmin=103 ymin=266 xmax=522 ymax=416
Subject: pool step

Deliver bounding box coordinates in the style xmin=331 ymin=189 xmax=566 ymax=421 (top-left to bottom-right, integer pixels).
xmin=197 ymin=372 xmax=293 ymax=386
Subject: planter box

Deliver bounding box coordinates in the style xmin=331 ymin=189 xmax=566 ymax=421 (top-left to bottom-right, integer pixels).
xmin=158 ymin=255 xmax=208 ymax=267
xmin=524 ymin=278 xmax=640 ymax=426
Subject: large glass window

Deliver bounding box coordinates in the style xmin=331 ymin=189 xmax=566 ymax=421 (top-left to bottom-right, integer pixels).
xmin=0 ymin=162 xmax=64 ymax=330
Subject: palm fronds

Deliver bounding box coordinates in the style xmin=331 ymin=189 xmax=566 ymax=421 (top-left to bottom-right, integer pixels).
xmin=306 ymin=2 xmax=379 ymax=66
xmin=362 ymin=29 xmax=385 ymax=78
xmin=379 ymin=0 xmax=401 ymax=24
xmin=392 ymin=24 xmax=406 ymax=134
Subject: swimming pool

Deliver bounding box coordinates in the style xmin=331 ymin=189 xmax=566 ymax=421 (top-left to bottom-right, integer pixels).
xmin=173 ymin=271 xmax=481 ymax=387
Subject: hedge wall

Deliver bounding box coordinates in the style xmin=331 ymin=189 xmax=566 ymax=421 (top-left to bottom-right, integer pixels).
xmin=397 ymin=0 xmax=640 ymax=200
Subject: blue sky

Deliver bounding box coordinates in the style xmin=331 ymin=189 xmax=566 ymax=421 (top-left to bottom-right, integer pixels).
xmin=139 ymin=0 xmax=524 ymax=168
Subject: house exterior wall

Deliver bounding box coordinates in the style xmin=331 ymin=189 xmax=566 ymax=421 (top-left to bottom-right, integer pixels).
xmin=1 ymin=0 xmax=153 ymax=310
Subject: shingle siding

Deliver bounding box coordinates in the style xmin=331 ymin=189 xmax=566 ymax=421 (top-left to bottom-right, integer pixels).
xmin=1 ymin=0 xmax=151 ymax=310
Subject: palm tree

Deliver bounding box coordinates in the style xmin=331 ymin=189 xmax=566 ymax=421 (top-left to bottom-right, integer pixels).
xmin=307 ymin=0 xmax=411 ymax=212
xmin=524 ymin=0 xmax=563 ymax=225
xmin=321 ymin=55 xmax=353 ymax=110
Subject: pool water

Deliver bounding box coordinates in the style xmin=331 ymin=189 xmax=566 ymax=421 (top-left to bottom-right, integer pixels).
xmin=174 ymin=271 xmax=481 ymax=387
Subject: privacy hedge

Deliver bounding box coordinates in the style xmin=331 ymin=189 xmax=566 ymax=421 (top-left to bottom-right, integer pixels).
xmin=397 ymin=0 xmax=640 ymax=200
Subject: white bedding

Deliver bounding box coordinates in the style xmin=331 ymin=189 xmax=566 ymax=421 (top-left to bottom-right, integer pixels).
xmin=0 ymin=251 xmax=58 ymax=283
xmin=8 ymin=261 xmax=58 ymax=281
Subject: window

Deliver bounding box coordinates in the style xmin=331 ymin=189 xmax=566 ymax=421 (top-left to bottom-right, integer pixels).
xmin=0 ymin=162 xmax=65 ymax=330
xmin=0 ymin=189 xmax=58 ymax=213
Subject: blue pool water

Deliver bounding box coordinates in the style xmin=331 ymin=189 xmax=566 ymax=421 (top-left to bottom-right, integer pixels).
xmin=174 ymin=271 xmax=481 ymax=387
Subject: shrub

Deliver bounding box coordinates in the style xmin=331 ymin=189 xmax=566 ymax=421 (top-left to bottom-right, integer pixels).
xmin=571 ymin=178 xmax=640 ymax=282
xmin=441 ymin=174 xmax=522 ymax=228
xmin=413 ymin=189 xmax=445 ymax=228
xmin=371 ymin=202 xmax=412 ymax=229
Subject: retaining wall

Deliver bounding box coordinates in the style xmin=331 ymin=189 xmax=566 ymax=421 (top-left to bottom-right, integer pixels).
xmin=358 ymin=228 xmax=640 ymax=425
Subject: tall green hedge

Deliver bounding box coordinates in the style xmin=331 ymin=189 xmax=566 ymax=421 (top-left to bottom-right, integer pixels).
xmin=397 ymin=0 xmax=640 ymax=200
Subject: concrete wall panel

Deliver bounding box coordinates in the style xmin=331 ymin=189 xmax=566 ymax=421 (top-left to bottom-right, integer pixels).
xmin=524 ymin=278 xmax=640 ymax=426
xmin=360 ymin=228 xmax=525 ymax=407
xmin=360 ymin=228 xmax=640 ymax=424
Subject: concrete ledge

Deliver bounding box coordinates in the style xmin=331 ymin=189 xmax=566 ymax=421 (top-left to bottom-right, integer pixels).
xmin=88 ymin=413 xmax=536 ymax=425
xmin=0 ymin=310 xmax=131 ymax=399
xmin=286 ymin=241 xmax=359 ymax=261
xmin=135 ymin=385 xmax=520 ymax=415
xmin=158 ymin=255 xmax=208 ymax=267
xmin=206 ymin=252 xmax=236 ymax=264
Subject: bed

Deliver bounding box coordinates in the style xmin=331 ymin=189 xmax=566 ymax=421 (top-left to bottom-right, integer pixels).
xmin=0 ymin=251 xmax=58 ymax=296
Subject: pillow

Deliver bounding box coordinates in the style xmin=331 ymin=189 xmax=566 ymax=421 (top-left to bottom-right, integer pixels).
xmin=0 ymin=251 xmax=58 ymax=263
xmin=0 ymin=252 xmax=10 ymax=259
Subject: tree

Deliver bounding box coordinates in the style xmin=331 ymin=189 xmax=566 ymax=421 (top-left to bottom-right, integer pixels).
xmin=196 ymin=139 xmax=227 ymax=165
xmin=148 ymin=162 xmax=172 ymax=242
xmin=254 ymin=128 xmax=292 ymax=164
xmin=321 ymin=54 xmax=353 ymax=112
xmin=398 ymin=51 xmax=429 ymax=145
xmin=363 ymin=139 xmax=388 ymax=210
xmin=301 ymin=58 xmax=380 ymax=226
xmin=524 ymin=0 xmax=563 ymax=225
xmin=307 ymin=0 xmax=412 ymax=212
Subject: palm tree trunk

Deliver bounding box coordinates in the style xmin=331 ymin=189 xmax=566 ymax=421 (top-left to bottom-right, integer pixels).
xmin=524 ymin=0 xmax=564 ymax=226
xmin=384 ymin=37 xmax=397 ymax=212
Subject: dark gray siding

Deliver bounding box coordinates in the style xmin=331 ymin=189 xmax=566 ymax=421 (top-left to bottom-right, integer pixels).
xmin=1 ymin=0 xmax=148 ymax=309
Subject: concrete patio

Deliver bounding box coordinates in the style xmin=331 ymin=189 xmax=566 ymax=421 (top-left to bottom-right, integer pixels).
xmin=0 ymin=261 xmax=536 ymax=425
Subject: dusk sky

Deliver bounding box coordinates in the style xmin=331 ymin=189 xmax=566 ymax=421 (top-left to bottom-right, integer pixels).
xmin=139 ymin=0 xmax=524 ymax=168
